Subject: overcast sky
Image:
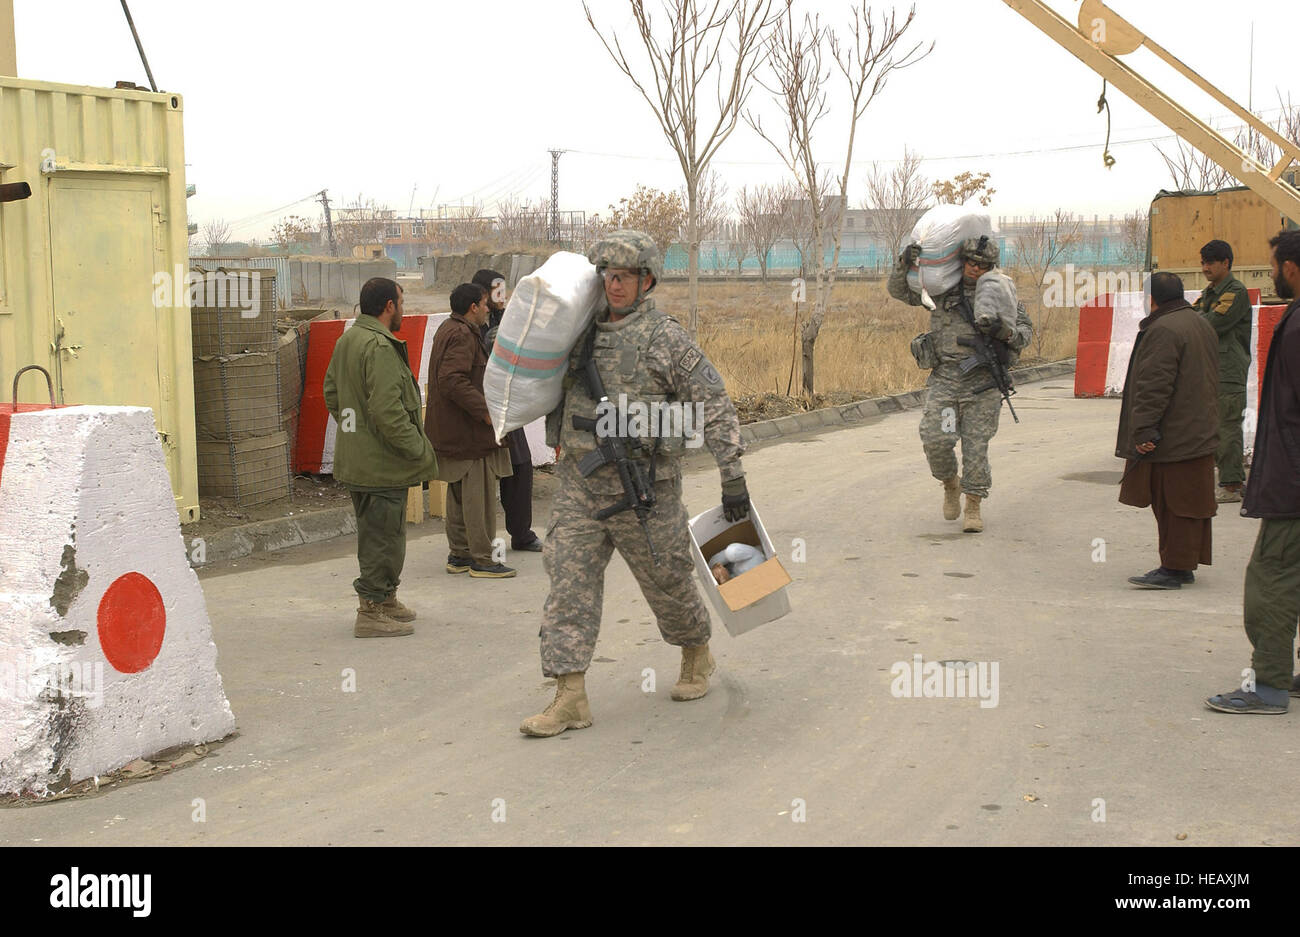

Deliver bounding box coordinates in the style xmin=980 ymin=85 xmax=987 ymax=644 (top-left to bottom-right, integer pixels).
xmin=12 ymin=0 xmax=1294 ymax=240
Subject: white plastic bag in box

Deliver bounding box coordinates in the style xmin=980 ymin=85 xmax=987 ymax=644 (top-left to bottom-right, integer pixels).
xmin=484 ymin=252 xmax=604 ymax=441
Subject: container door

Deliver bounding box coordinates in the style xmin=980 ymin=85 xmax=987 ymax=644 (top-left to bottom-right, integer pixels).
xmin=46 ymin=174 xmax=172 ymax=481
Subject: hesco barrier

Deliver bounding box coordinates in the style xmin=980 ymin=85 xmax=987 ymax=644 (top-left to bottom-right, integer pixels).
xmin=0 ymin=76 xmax=198 ymax=521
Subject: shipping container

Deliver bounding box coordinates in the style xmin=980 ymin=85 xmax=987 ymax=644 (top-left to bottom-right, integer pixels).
xmin=1149 ymin=183 xmax=1299 ymax=301
xmin=0 ymin=76 xmax=198 ymax=521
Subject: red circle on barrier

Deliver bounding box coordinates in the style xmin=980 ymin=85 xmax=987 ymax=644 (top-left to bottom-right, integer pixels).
xmin=96 ymin=572 xmax=167 ymax=674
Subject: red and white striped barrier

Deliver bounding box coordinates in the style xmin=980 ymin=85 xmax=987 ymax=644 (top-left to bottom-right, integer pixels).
xmin=0 ymin=404 xmax=235 ymax=795
xmin=295 ymin=313 xmax=553 ymax=474
xmin=1075 ymin=289 xmax=1283 ymax=450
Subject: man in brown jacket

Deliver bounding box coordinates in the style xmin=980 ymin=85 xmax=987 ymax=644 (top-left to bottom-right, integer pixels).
xmin=425 ymin=283 xmax=516 ymax=579
xmin=1116 ymin=271 xmax=1220 ymax=589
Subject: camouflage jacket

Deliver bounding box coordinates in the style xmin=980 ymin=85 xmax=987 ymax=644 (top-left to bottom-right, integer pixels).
xmin=547 ymin=296 xmax=745 ymax=492
xmin=888 ymin=260 xmax=1033 ymax=379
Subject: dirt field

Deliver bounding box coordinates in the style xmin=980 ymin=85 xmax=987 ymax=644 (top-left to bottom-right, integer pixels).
xmin=404 ymin=272 xmax=1078 ymax=422
xmin=653 ymin=276 xmax=1078 ymax=417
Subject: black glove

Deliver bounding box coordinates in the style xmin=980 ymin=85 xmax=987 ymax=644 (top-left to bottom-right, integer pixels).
xmin=721 ymin=476 xmax=750 ymax=522
xmin=901 ymin=243 xmax=922 ymax=266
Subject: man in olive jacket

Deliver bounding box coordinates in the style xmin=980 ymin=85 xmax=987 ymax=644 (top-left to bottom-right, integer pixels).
xmin=1207 ymin=230 xmax=1300 ymax=714
xmin=1194 ymin=239 xmax=1253 ymax=502
xmin=324 ymin=278 xmax=438 ymax=637
xmin=1116 ymin=271 xmax=1220 ymax=590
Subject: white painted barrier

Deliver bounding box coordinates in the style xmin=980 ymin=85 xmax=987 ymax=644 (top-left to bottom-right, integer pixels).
xmin=0 ymin=405 xmax=235 ymax=795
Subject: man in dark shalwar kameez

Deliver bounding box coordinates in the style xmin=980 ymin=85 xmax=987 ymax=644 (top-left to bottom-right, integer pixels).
xmin=1116 ymin=271 xmax=1221 ymax=590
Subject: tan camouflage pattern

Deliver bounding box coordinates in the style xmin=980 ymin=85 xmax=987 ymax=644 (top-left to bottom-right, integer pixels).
xmin=587 ymin=229 xmax=663 ymax=285
xmin=539 ymin=459 xmax=711 ymax=677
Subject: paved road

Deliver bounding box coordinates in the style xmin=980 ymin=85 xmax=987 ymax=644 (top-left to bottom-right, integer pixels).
xmin=3 ymin=381 xmax=1291 ymax=846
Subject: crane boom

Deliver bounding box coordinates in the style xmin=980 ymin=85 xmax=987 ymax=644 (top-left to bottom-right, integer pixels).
xmin=1001 ymin=0 xmax=1300 ymax=224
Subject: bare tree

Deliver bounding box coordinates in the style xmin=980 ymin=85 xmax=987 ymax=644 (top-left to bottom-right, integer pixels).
xmin=747 ymin=0 xmax=931 ymax=395
xmin=606 ymin=185 xmax=686 ymax=258
xmin=735 ymin=182 xmax=788 ymax=281
xmin=584 ymin=0 xmax=777 ymax=334
xmin=495 ymin=196 xmax=551 ymax=249
xmin=1155 ymin=94 xmax=1300 ymax=191
xmin=1155 ymin=136 xmax=1235 ymax=191
xmin=203 ymin=218 xmax=232 ymax=256
xmin=271 ymin=214 xmax=315 ymax=254
xmin=1115 ymin=210 xmax=1149 ymax=269
xmin=931 ymin=170 xmax=995 ymax=206
xmin=782 ymin=177 xmax=831 ymax=278
xmin=721 ymin=217 xmax=753 ymax=275
xmin=333 ymin=195 xmax=392 ymax=257
xmin=862 ymin=145 xmax=930 ymax=263
xmin=683 ymin=169 xmax=730 ymax=241
xmin=1015 ymin=209 xmax=1082 ymax=360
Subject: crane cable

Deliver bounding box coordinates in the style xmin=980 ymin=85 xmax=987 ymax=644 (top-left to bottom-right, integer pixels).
xmin=1097 ymin=80 xmax=1117 ymax=169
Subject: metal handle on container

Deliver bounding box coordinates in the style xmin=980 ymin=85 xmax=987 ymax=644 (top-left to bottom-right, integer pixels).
xmin=12 ymin=365 xmax=56 ymax=407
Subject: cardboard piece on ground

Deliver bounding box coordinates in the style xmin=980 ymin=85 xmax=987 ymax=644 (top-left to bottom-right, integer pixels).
xmin=688 ymin=503 xmax=792 ymax=637
xmin=407 ymin=404 xmax=428 ymax=524
xmin=428 ymin=480 xmax=447 ymax=519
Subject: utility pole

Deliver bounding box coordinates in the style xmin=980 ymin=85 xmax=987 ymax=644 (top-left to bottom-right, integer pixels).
xmin=318 ymin=190 xmax=337 ymax=257
xmin=548 ymin=148 xmax=566 ymax=242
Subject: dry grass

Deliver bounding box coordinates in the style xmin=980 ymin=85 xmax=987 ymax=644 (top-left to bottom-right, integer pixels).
xmin=654 ymin=275 xmax=1078 ymax=409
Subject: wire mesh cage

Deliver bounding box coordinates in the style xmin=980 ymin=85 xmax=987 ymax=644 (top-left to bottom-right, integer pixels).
xmin=190 ymin=268 xmax=293 ymax=506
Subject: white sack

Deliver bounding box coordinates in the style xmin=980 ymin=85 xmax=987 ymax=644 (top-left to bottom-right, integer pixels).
xmin=484 ymin=251 xmax=605 ymax=441
xmin=905 ymin=204 xmax=993 ymax=297
xmin=973 ymin=271 xmax=1019 ymax=335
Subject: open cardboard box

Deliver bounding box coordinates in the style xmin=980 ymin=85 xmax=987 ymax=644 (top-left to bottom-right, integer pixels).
xmin=689 ymin=502 xmax=792 ymax=637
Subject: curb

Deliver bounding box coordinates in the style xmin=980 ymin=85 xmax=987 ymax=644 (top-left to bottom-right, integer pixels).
xmin=737 ymin=358 xmax=1077 ymax=447
xmin=191 ymin=507 xmax=356 ymax=569
xmin=191 ymin=358 xmax=1076 ymax=568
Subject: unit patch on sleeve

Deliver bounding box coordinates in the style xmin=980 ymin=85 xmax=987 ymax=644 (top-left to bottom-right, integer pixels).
xmin=678 ymin=348 xmax=703 ymax=374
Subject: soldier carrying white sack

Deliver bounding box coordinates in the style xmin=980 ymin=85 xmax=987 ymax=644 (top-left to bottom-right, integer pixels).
xmin=889 ymin=235 xmax=1033 ymax=533
xmin=520 ymin=229 xmax=749 ymax=738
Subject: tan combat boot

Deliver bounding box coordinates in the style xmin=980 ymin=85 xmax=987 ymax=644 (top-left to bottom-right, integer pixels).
xmin=379 ymin=593 xmax=416 ymax=622
xmin=963 ymin=494 xmax=983 ymax=533
xmin=942 ymin=476 xmax=961 ymax=521
xmin=519 ymin=672 xmax=593 ymax=737
xmin=354 ymin=598 xmax=414 ymax=638
xmin=671 ymin=643 xmax=716 ymax=701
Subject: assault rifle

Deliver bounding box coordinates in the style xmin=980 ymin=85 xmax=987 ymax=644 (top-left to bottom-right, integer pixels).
xmin=569 ymin=331 xmax=659 ymax=561
xmin=956 ymin=297 xmax=1019 ymax=424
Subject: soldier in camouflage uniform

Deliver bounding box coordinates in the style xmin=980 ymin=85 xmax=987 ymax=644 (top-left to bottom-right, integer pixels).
xmin=888 ymin=237 xmax=1033 ymax=533
xmin=520 ymin=230 xmax=749 ymax=737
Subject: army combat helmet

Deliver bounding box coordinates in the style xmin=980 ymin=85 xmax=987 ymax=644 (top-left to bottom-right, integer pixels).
xmin=961 ymin=235 xmax=999 ymax=268
xmin=587 ymin=229 xmax=662 ymax=296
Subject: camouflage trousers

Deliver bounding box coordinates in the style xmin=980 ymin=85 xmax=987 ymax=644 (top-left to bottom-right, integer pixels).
xmin=919 ymin=368 xmax=1003 ymax=499
xmin=539 ymin=459 xmax=711 ymax=677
